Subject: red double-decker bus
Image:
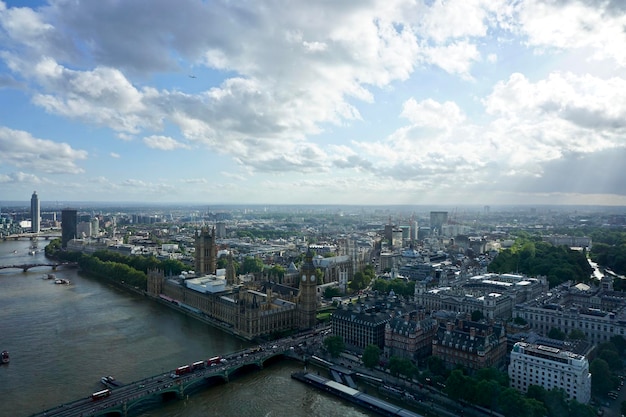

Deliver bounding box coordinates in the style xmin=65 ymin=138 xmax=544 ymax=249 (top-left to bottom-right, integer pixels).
xmin=207 ymin=356 xmax=221 ymax=366
xmin=175 ymin=365 xmax=191 ymax=375
xmin=91 ymin=389 xmax=111 ymax=401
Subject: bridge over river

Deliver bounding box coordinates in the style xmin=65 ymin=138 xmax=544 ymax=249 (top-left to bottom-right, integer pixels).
xmin=2 ymin=233 xmax=61 ymax=241
xmin=0 ymin=262 xmax=78 ymax=272
xmin=30 ymin=345 xmax=297 ymax=417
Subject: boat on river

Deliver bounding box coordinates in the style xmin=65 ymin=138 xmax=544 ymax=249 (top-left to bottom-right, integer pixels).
xmin=101 ymin=375 xmax=122 ymax=387
xmin=54 ymin=278 xmax=71 ymax=285
xmin=1 ymin=350 xmax=9 ymax=364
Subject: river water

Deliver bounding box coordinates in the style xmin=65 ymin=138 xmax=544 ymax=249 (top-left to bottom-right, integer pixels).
xmin=0 ymin=239 xmax=371 ymax=417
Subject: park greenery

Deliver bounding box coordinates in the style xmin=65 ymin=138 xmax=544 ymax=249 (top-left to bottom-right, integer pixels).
xmin=441 ymin=367 xmax=595 ymax=417
xmin=550 ymin=227 xmax=626 ymax=276
xmin=487 ymin=234 xmax=592 ymax=287
xmin=45 ymin=238 xmax=188 ymax=289
xmin=508 ymin=227 xmax=626 ymax=277
xmin=348 ymin=264 xmax=376 ymax=292
xmin=370 ymin=277 xmax=415 ymax=297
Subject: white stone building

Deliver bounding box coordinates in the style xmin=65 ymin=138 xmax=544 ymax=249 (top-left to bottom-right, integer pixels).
xmin=508 ymin=341 xmax=591 ymax=404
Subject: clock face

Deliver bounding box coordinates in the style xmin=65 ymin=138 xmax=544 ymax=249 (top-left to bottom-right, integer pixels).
xmin=302 ymin=275 xmax=306 ymax=282
xmin=310 ymin=276 xmax=315 ymax=282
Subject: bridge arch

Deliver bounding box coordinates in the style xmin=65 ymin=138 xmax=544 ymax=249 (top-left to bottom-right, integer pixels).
xmin=122 ymin=387 xmax=182 ymax=416
xmin=226 ymin=361 xmax=263 ymax=379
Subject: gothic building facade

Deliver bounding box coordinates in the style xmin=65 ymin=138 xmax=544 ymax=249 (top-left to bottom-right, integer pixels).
xmin=194 ymin=227 xmax=217 ymax=275
xmin=147 ymin=242 xmax=318 ymax=340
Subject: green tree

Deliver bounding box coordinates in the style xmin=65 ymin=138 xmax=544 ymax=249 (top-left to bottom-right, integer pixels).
xmin=475 ymin=367 xmax=509 ymax=387
xmin=526 ymin=384 xmax=547 ymax=402
xmin=526 ymin=398 xmax=548 ymax=417
xmin=427 ymin=356 xmax=447 ymax=377
xmin=590 ymin=358 xmax=613 ymax=395
xmin=241 ymin=257 xmax=264 ymax=274
xmin=471 ymin=309 xmax=484 ymax=321
xmin=568 ymin=329 xmax=587 ymax=341
xmin=543 ymin=388 xmax=569 ymax=417
xmin=269 ymin=265 xmax=286 ymax=281
xmin=548 ymin=327 xmax=566 ymax=341
xmin=323 ymin=335 xmax=344 ymax=358
xmin=444 ymin=369 xmax=469 ymax=401
xmin=489 ymin=236 xmax=592 ymax=286
xmin=388 ymin=356 xmax=415 ymax=378
xmin=599 ymin=349 xmax=623 ymax=371
xmin=362 ymin=344 xmax=381 ymax=369
xmin=497 ymin=387 xmax=528 ymax=417
xmin=568 ymin=400 xmax=596 ymax=417
xmin=611 ymin=335 xmax=626 ymax=357
xmin=323 ymin=286 xmax=342 ymax=299
xmin=513 ymin=316 xmax=528 ymax=326
xmin=474 ymin=379 xmax=501 ymax=410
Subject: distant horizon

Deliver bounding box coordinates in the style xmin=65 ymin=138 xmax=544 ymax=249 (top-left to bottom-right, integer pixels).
xmin=1 ymin=200 xmax=626 ymax=212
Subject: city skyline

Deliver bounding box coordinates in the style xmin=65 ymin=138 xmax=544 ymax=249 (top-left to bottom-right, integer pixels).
xmin=1 ymin=1 xmax=626 ymax=206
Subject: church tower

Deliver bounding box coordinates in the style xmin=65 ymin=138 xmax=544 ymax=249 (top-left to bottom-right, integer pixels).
xmin=298 ymin=249 xmax=318 ymax=329
xmin=195 ymin=226 xmax=217 ymax=275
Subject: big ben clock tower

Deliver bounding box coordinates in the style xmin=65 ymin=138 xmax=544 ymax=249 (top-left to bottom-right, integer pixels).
xmin=298 ymin=248 xmax=317 ymax=329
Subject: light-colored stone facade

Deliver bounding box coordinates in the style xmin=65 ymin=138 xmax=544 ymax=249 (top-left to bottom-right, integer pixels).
xmin=509 ymin=341 xmax=591 ymax=404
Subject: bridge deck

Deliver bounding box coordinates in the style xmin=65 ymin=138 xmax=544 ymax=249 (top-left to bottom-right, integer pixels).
xmin=29 ymin=347 xmax=290 ymax=417
xmin=0 ymin=262 xmax=77 ymax=271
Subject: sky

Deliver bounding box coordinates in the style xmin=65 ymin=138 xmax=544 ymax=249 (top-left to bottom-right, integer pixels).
xmin=1 ymin=0 xmax=626 ymax=207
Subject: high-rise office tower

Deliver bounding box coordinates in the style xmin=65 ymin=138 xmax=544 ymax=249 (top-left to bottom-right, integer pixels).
xmin=30 ymin=191 xmax=40 ymax=233
xmin=61 ymin=208 xmax=77 ymax=248
xmin=429 ymin=211 xmax=448 ymax=236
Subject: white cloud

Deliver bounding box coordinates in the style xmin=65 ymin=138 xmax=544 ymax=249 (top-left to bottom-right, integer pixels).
xmin=0 ymin=126 xmax=87 ymax=174
xmin=412 ymin=0 xmax=502 ymax=43
xmin=401 ymin=98 xmax=466 ymax=129
xmin=420 ymin=40 xmax=480 ymax=78
xmin=484 ymin=72 xmax=626 ymax=149
xmin=143 ymin=135 xmax=189 ymax=151
xmin=0 ymin=171 xmax=43 ymax=184
xmin=1 ymin=0 xmax=626 ymax=204
xmin=180 ymin=178 xmax=208 ymax=184
xmin=507 ymin=0 xmax=626 ymax=67
xmin=350 ymin=68 xmax=626 ymax=198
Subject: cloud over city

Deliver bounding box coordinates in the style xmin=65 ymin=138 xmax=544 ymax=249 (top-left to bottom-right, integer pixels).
xmin=0 ymin=0 xmax=624 ymax=205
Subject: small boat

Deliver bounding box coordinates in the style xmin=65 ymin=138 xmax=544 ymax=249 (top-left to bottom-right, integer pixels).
xmin=54 ymin=278 xmax=71 ymax=285
xmin=43 ymin=273 xmax=56 ymax=280
xmin=101 ymin=375 xmax=122 ymax=387
xmin=1 ymin=351 xmax=9 ymax=364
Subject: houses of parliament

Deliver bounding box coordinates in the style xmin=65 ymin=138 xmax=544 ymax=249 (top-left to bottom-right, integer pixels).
xmin=147 ymin=227 xmax=317 ymax=340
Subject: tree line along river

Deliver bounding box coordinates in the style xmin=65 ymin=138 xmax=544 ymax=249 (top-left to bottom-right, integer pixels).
xmin=0 ymin=239 xmax=373 ymax=417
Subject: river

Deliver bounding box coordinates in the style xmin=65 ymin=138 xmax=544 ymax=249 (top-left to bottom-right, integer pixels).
xmin=0 ymin=239 xmax=372 ymax=417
